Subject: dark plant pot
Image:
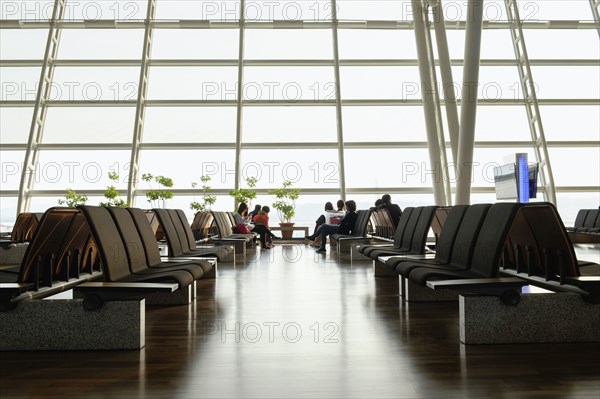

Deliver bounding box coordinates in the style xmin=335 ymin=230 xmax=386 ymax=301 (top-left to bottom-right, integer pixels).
xmin=279 ymin=222 xmax=295 ymax=239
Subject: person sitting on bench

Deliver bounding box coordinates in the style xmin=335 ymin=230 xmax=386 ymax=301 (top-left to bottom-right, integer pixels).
xmin=249 ymin=204 xmax=261 ymax=221
xmin=252 ymin=206 xmax=279 ymax=249
xmin=306 ymin=200 xmax=358 ymax=253
xmin=376 ymin=194 xmax=402 ymax=227
xmin=307 ymin=202 xmax=334 ymax=247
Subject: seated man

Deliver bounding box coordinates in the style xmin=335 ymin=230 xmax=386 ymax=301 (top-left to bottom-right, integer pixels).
xmin=377 ymin=194 xmax=402 ymax=227
xmin=306 ymin=200 xmax=358 ymax=254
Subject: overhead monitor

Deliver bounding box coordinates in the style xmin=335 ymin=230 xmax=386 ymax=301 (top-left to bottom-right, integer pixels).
xmin=493 ymin=153 xmax=539 ymax=203
xmin=493 ymin=163 xmax=518 ymax=201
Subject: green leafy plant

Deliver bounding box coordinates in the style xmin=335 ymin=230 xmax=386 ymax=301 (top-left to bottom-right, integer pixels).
xmin=190 ymin=175 xmax=217 ymax=212
xmin=58 ymin=189 xmax=88 ymax=207
xmin=100 ymin=172 xmax=127 ymax=208
xmin=268 ymin=180 xmax=301 ymax=223
xmin=229 ymin=176 xmax=258 ymax=206
xmin=142 ymin=173 xmax=174 ymax=208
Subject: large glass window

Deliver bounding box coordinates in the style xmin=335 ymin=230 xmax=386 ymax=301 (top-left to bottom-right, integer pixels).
xmin=44 ymin=108 xmax=136 ymax=144
xmin=51 ymin=67 xmax=140 ymax=101
xmin=0 ymin=108 xmax=34 ymax=144
xmin=531 ymin=66 xmax=600 ymax=99
xmin=338 ymin=30 xmax=417 ymax=59
xmin=152 ymin=30 xmax=239 ymax=60
xmin=155 ymin=0 xmax=240 ymax=20
xmin=58 ymin=30 xmax=145 ymax=59
xmin=340 ymin=66 xmax=420 ymax=100
xmin=345 ymin=148 xmax=433 ymax=189
xmin=342 ymin=106 xmax=427 ymax=142
xmin=243 ymin=1 xmax=331 ymax=21
xmin=245 ymin=30 xmax=333 ymax=59
xmin=0 ymin=29 xmax=48 ymax=59
xmin=549 ymin=148 xmax=600 ymax=187
xmin=1 ymin=67 xmax=42 ymax=101
xmin=0 ymin=1 xmax=55 ymax=20
xmin=34 ymin=150 xmax=131 ymax=190
xmin=1 ymin=1 xmax=598 ymax=227
xmin=144 ymin=107 xmax=238 ymax=143
xmin=61 ymin=0 xmax=147 ymax=20
xmin=444 ymin=29 xmax=515 ymax=60
xmin=0 ymin=197 xmax=19 ymax=233
xmin=337 ymin=1 xmax=412 ymax=21
xmin=525 ymin=30 xmax=600 ymax=59
xmin=0 ymin=151 xmax=25 ymax=190
xmin=540 ymin=106 xmax=600 ymax=141
xmin=137 ymin=149 xmax=236 ymax=189
xmin=472 ymin=106 xmax=531 ymax=141
xmin=243 ymin=67 xmax=335 ymax=101
xmin=524 ymin=1 xmax=595 ymax=20
xmin=240 ymin=149 xmax=340 ymax=189
xmin=243 ymin=106 xmax=337 ymax=143
xmin=556 ymin=192 xmax=600 ymax=227
xmin=147 ymin=67 xmax=238 ymax=100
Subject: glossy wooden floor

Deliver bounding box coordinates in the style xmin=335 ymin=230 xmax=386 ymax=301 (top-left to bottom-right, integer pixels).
xmin=1 ymin=244 xmax=599 ymax=399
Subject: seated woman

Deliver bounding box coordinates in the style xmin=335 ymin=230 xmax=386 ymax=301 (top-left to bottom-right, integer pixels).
xmin=309 ymin=202 xmax=334 ymax=247
xmin=233 ymin=203 xmax=256 ymax=246
xmin=306 ymin=200 xmax=358 ymax=253
xmin=249 ymin=204 xmax=261 ymax=221
xmin=233 ymin=203 xmax=251 ymax=233
xmin=252 ymin=206 xmax=278 ymax=249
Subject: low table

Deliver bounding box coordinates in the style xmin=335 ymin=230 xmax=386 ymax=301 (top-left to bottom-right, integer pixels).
xmin=270 ymin=225 xmax=309 ymax=239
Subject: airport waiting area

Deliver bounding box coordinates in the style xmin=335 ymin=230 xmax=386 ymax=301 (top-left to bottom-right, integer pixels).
xmin=0 ymin=199 xmax=599 ymax=397
xmin=1 ymin=0 xmax=599 ymax=397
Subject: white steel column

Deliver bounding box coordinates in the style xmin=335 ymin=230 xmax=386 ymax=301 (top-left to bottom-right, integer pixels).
xmin=412 ymin=0 xmax=448 ymax=206
xmin=127 ymin=0 xmax=157 ymax=206
xmin=332 ymin=0 xmax=347 ymax=200
xmin=455 ymin=0 xmax=484 ymax=205
xmin=504 ymin=0 xmax=557 ymax=205
xmin=233 ymin=0 xmax=246 ymax=198
xmin=590 ymin=0 xmax=600 ymax=38
xmin=16 ymin=0 xmax=67 ymax=214
xmin=431 ymin=0 xmax=460 ymax=163
xmin=422 ymin=1 xmax=452 ymax=205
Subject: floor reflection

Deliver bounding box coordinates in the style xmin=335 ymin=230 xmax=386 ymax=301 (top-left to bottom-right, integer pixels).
xmin=0 ymin=244 xmax=598 ymax=398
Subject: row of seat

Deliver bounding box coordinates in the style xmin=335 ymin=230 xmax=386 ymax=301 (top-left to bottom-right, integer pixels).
xmin=329 ymin=209 xmax=372 ymax=254
xmin=567 ymin=208 xmax=600 ymax=244
xmin=0 ymin=206 xmax=218 ymax=311
xmin=151 ymin=209 xmax=234 ymax=261
xmin=0 ymin=208 xmax=102 ymax=308
xmin=0 ymin=212 xmax=44 ymax=246
xmin=373 ymin=202 xmax=599 ymax=304
xmin=190 ymin=211 xmax=216 ymax=241
xmin=568 ymin=208 xmax=600 ymax=233
xmin=368 ymin=208 xmax=396 ymax=241
xmin=359 ymin=206 xmax=439 ymax=260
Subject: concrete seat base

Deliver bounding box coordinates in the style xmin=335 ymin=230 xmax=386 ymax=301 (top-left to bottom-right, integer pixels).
xmin=0 ymin=298 xmax=145 ymax=351
xmin=460 ymin=292 xmax=600 ymax=344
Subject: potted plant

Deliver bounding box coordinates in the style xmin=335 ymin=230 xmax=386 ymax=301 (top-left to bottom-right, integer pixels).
xmin=229 ymin=176 xmax=258 ymax=207
xmin=268 ymin=180 xmax=301 ymax=239
xmin=190 ymin=175 xmax=217 ymax=212
xmin=100 ymin=172 xmax=127 ymax=208
xmin=58 ymin=189 xmax=88 ymax=207
xmin=141 ymin=173 xmax=174 ymax=208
